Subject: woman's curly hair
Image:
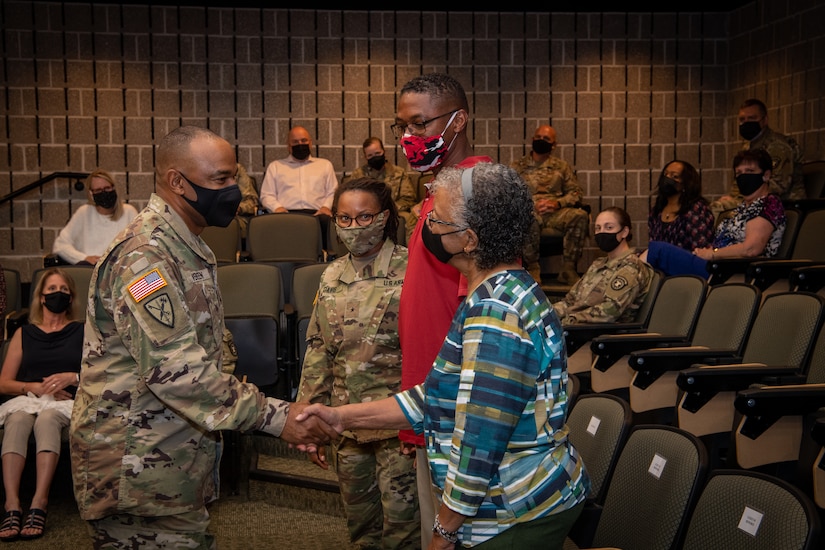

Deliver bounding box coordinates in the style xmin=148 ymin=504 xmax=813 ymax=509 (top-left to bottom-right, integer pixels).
xmin=430 ymin=162 xmax=533 ymax=271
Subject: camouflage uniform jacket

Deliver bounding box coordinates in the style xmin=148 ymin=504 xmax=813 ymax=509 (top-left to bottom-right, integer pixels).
xmin=350 ymin=162 xmax=418 ymax=213
xmin=296 ymin=239 xmax=407 ymax=444
xmin=71 ymin=193 xmax=287 ymax=520
xmin=553 ymin=248 xmax=654 ymax=325
xmin=732 ymin=126 xmax=805 ymax=200
xmin=511 ymin=154 xmax=584 ymax=210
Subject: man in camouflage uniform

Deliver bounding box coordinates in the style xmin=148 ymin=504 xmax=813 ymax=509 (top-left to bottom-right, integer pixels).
xmin=511 ymin=125 xmax=589 ymax=285
xmin=70 ymin=126 xmax=336 ymax=549
xmin=296 ymin=177 xmax=419 ymax=549
xmin=711 ymin=98 xmax=805 ymax=219
xmin=349 ymin=137 xmax=419 ymax=242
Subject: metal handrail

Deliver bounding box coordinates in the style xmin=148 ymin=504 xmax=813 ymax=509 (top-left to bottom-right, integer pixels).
xmin=0 ymin=172 xmax=90 ymax=205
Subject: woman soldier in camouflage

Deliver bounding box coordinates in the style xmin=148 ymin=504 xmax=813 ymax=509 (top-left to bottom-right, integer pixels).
xmin=296 ymin=177 xmax=419 ymax=549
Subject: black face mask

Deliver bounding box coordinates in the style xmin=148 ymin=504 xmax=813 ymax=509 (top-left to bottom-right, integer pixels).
xmin=532 ymin=139 xmax=553 ymax=155
xmin=595 ymin=231 xmax=623 ymax=253
xmin=739 ymin=121 xmax=762 ymax=141
xmin=43 ymin=291 xmax=72 ymax=314
xmin=735 ymin=172 xmax=766 ymax=196
xmin=421 ymin=222 xmax=461 ymax=264
xmin=658 ymin=176 xmax=680 ymax=197
xmin=291 ymin=144 xmax=311 ymax=161
xmin=93 ymin=189 xmax=118 ymax=209
xmin=180 ymin=173 xmax=243 ymax=228
xmin=367 ymin=155 xmax=386 ymax=171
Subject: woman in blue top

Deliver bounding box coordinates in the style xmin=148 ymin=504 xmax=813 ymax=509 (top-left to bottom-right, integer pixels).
xmin=298 ymin=162 xmax=589 ymax=549
xmin=642 ymin=149 xmax=786 ymax=278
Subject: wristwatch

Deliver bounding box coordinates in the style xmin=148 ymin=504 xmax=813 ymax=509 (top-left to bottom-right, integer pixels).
xmin=432 ymin=514 xmax=459 ymax=544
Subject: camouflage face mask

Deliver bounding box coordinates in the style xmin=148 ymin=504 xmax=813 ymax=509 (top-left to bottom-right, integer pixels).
xmin=334 ymin=211 xmax=387 ymax=256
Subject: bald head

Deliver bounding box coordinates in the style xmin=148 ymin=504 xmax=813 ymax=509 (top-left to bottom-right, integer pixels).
xmin=534 ymin=125 xmax=556 ymax=144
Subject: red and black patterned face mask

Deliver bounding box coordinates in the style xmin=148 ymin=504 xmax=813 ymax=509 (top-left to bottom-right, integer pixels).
xmin=400 ymin=111 xmax=458 ymax=172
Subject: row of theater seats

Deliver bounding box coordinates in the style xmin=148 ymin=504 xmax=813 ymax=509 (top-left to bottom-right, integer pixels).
xmin=561 ymin=257 xmax=825 ymax=548
xmin=563 ymin=397 xmax=821 ymax=549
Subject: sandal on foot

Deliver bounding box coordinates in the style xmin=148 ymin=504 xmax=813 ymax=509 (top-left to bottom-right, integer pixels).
xmin=19 ymin=509 xmax=46 ymax=541
xmin=0 ymin=510 xmax=22 ymax=542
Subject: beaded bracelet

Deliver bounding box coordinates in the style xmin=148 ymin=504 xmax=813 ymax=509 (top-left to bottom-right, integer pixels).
xmin=432 ymin=514 xmax=459 ymax=544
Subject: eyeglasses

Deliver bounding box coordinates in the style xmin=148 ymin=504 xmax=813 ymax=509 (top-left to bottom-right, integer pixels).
xmin=334 ymin=212 xmax=379 ymax=228
xmin=91 ymin=186 xmax=115 ymax=195
xmin=426 ymin=211 xmax=467 ymax=234
xmin=390 ymin=110 xmax=459 ymax=140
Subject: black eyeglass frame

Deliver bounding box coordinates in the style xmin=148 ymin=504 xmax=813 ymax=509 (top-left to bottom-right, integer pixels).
xmin=390 ymin=109 xmax=459 ymax=140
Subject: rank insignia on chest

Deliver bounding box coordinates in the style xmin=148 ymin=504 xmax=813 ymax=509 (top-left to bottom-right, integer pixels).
xmin=128 ymin=268 xmax=168 ymax=302
xmin=144 ymin=293 xmax=175 ymax=327
xmin=610 ymin=276 xmax=628 ymax=291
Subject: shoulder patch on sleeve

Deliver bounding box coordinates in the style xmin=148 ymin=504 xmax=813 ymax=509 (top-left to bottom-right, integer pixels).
xmin=610 ymin=276 xmax=628 ymax=291
xmin=128 ymin=268 xmax=168 ymax=302
xmin=143 ymin=293 xmax=175 ymax=327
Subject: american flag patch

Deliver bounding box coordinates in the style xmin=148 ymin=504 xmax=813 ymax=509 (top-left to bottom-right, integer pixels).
xmin=128 ymin=269 xmax=168 ymax=302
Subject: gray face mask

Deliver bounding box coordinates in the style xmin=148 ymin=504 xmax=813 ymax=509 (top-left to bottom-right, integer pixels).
xmin=334 ymin=212 xmax=387 ymax=256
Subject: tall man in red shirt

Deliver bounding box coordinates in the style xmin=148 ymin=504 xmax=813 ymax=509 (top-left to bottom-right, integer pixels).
xmin=392 ymin=73 xmax=493 ymax=547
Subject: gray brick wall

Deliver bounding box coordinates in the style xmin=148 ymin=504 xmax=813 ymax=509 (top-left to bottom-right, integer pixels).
xmin=2 ymin=2 xmax=824 ymax=281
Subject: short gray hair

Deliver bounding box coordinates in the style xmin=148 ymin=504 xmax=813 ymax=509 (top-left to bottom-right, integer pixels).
xmin=430 ymin=162 xmax=533 ymax=270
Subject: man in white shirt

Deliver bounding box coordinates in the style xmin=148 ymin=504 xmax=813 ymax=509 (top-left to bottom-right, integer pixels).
xmin=259 ymin=126 xmax=338 ymax=247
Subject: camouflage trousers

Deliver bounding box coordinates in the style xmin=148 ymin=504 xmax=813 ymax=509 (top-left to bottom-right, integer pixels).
xmin=86 ymin=508 xmax=215 ymax=549
xmin=523 ymin=207 xmax=590 ymax=265
xmin=331 ymin=436 xmax=421 ymax=549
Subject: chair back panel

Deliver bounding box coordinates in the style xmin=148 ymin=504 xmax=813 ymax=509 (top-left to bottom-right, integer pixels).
xmin=224 ymin=317 xmax=280 ymax=392
xmin=200 ymin=217 xmax=241 ymax=264
xmin=690 ymin=283 xmax=760 ymax=352
xmin=218 ymin=263 xmax=284 ymax=398
xmin=803 ymin=159 xmax=825 ymax=199
xmin=805 ymin=323 xmax=825 ymax=385
xmin=792 ymin=209 xmax=825 ymax=261
xmin=567 ymin=393 xmax=631 ymax=504
xmin=592 ymin=425 xmax=707 ymax=550
xmin=247 ymin=213 xmax=323 ymax=264
xmin=741 ymin=292 xmax=824 ymax=367
xmin=217 ymin=263 xmax=283 ymax=317
xmin=2 ymin=268 xmax=22 ymax=314
xmin=646 ymin=275 xmax=707 ymax=337
xmin=776 ymin=208 xmax=802 ymax=259
xmin=291 ymin=263 xmax=328 ymax=372
xmin=635 ymin=269 xmax=664 ymax=327
xmin=681 ymin=470 xmax=821 ymax=550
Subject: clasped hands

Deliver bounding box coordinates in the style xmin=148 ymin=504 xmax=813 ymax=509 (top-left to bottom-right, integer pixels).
xmin=278 ymin=402 xmax=344 ymax=450
xmin=278 ymin=402 xmax=344 ymax=452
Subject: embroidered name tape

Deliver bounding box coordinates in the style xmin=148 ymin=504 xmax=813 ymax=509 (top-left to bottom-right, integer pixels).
xmin=128 ymin=268 xmax=168 ymax=302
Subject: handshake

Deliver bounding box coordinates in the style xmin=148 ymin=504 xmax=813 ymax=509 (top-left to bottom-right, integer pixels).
xmin=275 ymin=401 xmax=347 ymax=450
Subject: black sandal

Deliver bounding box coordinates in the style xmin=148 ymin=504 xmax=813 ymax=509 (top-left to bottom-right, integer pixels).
xmin=19 ymin=508 xmax=46 ymax=541
xmin=0 ymin=510 xmax=22 ymax=542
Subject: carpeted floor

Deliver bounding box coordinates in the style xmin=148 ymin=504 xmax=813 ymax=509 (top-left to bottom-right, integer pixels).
xmin=2 ymin=438 xmax=353 ymax=550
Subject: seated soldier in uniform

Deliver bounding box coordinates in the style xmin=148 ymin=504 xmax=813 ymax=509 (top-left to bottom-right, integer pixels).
xmin=554 ymin=206 xmax=654 ymax=325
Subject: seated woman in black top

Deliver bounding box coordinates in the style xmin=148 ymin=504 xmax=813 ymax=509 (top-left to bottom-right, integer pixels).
xmin=0 ymin=268 xmax=83 ymax=541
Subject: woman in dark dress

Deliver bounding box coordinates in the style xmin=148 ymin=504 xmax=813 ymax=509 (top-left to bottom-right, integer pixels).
xmin=0 ymin=268 xmax=83 ymax=541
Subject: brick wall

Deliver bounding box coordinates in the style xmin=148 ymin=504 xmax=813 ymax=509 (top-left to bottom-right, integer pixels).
xmin=1 ymin=2 xmax=824 ymax=282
